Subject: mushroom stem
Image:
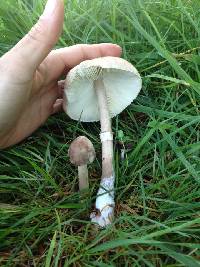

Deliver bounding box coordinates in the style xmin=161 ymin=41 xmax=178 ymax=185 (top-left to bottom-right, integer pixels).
xmin=90 ymin=78 xmax=115 ymax=227
xmin=95 ymin=78 xmax=113 ymax=178
xmin=78 ymin=165 xmax=89 ymax=191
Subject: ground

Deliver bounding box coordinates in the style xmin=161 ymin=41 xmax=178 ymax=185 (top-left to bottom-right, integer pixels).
xmin=0 ymin=0 xmax=200 ymax=266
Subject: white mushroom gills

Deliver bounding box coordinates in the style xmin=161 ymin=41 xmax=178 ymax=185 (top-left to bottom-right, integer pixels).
xmin=90 ymin=78 xmax=115 ymax=227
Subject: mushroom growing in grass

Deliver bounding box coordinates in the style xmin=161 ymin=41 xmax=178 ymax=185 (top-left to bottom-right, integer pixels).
xmin=63 ymin=56 xmax=142 ymax=227
xmin=68 ymin=136 xmax=96 ymax=191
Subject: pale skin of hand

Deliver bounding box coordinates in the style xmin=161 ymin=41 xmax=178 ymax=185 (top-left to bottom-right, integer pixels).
xmin=0 ymin=0 xmax=121 ymax=149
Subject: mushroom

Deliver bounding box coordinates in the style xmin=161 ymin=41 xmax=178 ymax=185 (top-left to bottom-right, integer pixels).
xmin=63 ymin=56 xmax=142 ymax=227
xmin=68 ymin=136 xmax=96 ymax=191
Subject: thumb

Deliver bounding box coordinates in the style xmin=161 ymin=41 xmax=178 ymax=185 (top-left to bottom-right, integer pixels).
xmin=10 ymin=0 xmax=64 ymax=70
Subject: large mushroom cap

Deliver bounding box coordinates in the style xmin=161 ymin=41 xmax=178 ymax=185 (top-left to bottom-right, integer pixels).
xmin=63 ymin=56 xmax=142 ymax=122
xmin=68 ymin=136 xmax=96 ymax=166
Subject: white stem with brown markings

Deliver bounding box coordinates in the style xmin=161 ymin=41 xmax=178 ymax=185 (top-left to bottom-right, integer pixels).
xmin=90 ymin=78 xmax=115 ymax=227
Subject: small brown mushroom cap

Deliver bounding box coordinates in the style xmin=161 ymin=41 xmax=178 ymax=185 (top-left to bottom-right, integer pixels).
xmin=68 ymin=136 xmax=96 ymax=166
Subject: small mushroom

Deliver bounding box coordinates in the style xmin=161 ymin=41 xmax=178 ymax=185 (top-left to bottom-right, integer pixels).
xmin=64 ymin=56 xmax=142 ymax=227
xmin=68 ymin=136 xmax=96 ymax=191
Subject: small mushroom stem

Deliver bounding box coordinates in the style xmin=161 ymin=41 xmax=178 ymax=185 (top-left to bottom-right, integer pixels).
xmin=90 ymin=78 xmax=115 ymax=227
xmin=78 ymin=165 xmax=89 ymax=191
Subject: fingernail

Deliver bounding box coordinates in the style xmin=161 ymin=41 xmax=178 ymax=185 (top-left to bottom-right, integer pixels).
xmin=43 ymin=0 xmax=58 ymax=17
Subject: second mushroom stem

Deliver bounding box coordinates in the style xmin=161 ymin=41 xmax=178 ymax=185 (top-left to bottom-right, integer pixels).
xmin=91 ymin=77 xmax=115 ymax=226
xmin=78 ymin=165 xmax=89 ymax=191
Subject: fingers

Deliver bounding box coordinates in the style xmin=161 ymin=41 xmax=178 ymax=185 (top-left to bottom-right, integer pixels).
xmin=9 ymin=0 xmax=64 ymax=72
xmin=57 ymin=79 xmax=65 ymax=96
xmin=51 ymin=80 xmax=64 ymax=114
xmin=52 ymin=99 xmax=63 ymax=114
xmin=43 ymin=43 xmax=122 ymax=85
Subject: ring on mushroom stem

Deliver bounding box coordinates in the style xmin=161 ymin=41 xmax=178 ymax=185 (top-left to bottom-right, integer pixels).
xmin=63 ymin=56 xmax=142 ymax=228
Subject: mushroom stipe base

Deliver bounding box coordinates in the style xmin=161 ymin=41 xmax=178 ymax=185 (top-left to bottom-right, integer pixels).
xmin=90 ymin=176 xmax=115 ymax=227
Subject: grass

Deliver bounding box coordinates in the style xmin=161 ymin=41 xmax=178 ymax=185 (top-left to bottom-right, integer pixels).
xmin=0 ymin=0 xmax=200 ymax=266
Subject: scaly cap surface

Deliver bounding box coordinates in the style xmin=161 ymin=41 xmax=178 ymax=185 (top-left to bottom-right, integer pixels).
xmin=68 ymin=136 xmax=96 ymax=166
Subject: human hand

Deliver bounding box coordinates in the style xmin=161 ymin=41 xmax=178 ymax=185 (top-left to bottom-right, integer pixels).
xmin=0 ymin=0 xmax=121 ymax=149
